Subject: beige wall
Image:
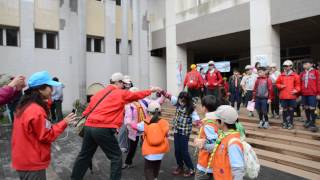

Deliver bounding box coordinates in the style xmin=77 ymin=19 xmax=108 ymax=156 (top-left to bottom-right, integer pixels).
xmin=0 ymin=0 xmax=20 ymax=26
xmin=115 ymin=5 xmax=133 ymax=40
xmin=87 ymin=0 xmax=105 ymax=37
xmin=34 ymin=0 xmax=59 ymax=31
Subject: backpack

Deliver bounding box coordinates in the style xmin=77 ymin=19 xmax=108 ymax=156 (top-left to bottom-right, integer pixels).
xmin=187 ymin=72 xmax=198 ymax=89
xmin=145 ymin=123 xmax=165 ymax=146
xmin=228 ymin=138 xmax=260 ymax=179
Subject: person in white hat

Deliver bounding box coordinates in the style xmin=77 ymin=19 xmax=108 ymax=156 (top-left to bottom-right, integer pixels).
xmin=275 ymin=60 xmax=301 ymax=129
xmin=71 ymin=72 xmax=162 ymax=180
xmin=211 ymin=105 xmax=245 ymax=180
xmin=205 ymin=60 xmax=223 ymax=98
xmin=241 ymin=65 xmax=258 ymax=117
xmin=123 ymin=75 xmax=133 ymax=90
xmin=269 ymin=63 xmax=281 ymax=119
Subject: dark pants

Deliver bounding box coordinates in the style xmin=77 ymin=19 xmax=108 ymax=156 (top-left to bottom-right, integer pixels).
xmin=244 ymin=90 xmax=253 ymax=107
xmin=71 ymin=127 xmax=122 ymax=180
xmin=18 ymin=169 xmax=46 ymax=180
xmin=255 ymin=98 xmax=269 ymax=122
xmin=206 ymin=87 xmax=219 ymax=99
xmin=271 ymin=85 xmax=280 ymax=115
xmin=174 ymin=133 xmax=194 ymax=170
xmin=144 ymin=159 xmax=162 ymax=180
xmin=195 ymin=170 xmax=213 ymax=180
xmin=51 ymin=100 xmax=63 ymax=122
xmin=230 ymin=88 xmax=241 ymax=110
xmin=125 ymin=136 xmax=140 ymax=165
xmin=188 ymin=88 xmax=200 ymax=99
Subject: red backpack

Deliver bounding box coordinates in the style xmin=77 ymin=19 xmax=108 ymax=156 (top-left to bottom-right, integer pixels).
xmin=187 ymin=72 xmax=198 ymax=89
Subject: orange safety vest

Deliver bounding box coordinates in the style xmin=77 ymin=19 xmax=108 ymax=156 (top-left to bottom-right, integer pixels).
xmin=213 ymin=132 xmax=243 ymax=180
xmin=142 ymin=119 xmax=170 ymax=156
xmin=197 ymin=119 xmax=219 ymax=170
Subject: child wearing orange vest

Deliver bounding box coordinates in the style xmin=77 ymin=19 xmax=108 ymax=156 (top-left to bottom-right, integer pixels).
xmin=194 ymin=95 xmax=221 ymax=180
xmin=212 ymin=105 xmax=245 ymax=180
xmin=130 ymin=101 xmax=170 ymax=180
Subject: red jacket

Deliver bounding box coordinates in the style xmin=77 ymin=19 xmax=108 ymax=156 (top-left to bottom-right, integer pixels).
xmin=84 ymin=85 xmax=151 ymax=129
xmin=183 ymin=70 xmax=204 ymax=89
xmin=300 ymin=69 xmax=320 ymax=96
xmin=11 ymin=103 xmax=67 ymax=170
xmin=253 ymin=76 xmax=273 ymax=100
xmin=0 ymin=86 xmax=19 ymax=105
xmin=205 ymin=70 xmax=223 ymax=89
xmin=276 ymin=71 xmax=301 ymax=100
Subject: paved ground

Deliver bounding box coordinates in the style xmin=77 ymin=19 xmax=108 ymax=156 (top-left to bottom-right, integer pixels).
xmin=0 ymin=125 xmax=306 ymax=180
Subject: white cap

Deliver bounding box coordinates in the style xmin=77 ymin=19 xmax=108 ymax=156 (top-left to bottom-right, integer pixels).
xmin=270 ymin=63 xmax=277 ymax=68
xmin=129 ymin=87 xmax=139 ymax=92
xmin=123 ymin=75 xmax=132 ymax=84
xmin=111 ymin=72 xmax=124 ymax=82
xmin=208 ymin=61 xmax=215 ymax=65
xmin=283 ymin=60 xmax=293 ymax=66
xmin=213 ymin=105 xmax=238 ymax=124
xmin=245 ymin=65 xmax=253 ymax=70
xmin=147 ymin=101 xmax=161 ymax=112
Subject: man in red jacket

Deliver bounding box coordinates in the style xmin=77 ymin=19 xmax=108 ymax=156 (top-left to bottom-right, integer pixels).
xmin=276 ymin=60 xmax=301 ymax=129
xmin=183 ymin=64 xmax=203 ymax=99
xmin=205 ymin=61 xmax=223 ymax=98
xmin=300 ymin=61 xmax=320 ymax=132
xmin=71 ymin=72 xmax=161 ymax=180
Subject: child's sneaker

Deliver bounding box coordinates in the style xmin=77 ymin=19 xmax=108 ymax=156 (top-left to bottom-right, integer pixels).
xmin=183 ymin=169 xmax=195 ymax=177
xmin=263 ymin=121 xmax=270 ymax=129
xmin=258 ymin=121 xmax=264 ymax=128
xmin=172 ymin=167 xmax=184 ymax=175
xmin=287 ymin=123 xmax=294 ymax=130
xmin=282 ymin=123 xmax=288 ymax=129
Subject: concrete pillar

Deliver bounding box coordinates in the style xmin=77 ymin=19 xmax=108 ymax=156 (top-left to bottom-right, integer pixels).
xmin=165 ymin=0 xmax=187 ymax=95
xmin=250 ymin=0 xmax=281 ymax=68
xmin=121 ymin=0 xmax=129 ymax=74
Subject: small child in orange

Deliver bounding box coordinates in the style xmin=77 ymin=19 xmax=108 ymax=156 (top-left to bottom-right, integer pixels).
xmin=131 ymin=102 xmax=170 ymax=180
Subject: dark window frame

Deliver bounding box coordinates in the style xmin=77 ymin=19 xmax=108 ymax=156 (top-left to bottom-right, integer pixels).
xmin=116 ymin=39 xmax=121 ymax=54
xmin=6 ymin=28 xmax=19 ymax=47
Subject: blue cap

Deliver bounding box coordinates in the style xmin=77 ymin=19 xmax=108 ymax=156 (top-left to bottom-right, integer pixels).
xmin=28 ymin=71 xmax=61 ymax=88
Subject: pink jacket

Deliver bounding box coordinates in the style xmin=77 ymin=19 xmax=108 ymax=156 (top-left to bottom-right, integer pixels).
xmin=124 ymin=96 xmax=165 ymax=141
xmin=0 ymin=86 xmax=19 ymax=106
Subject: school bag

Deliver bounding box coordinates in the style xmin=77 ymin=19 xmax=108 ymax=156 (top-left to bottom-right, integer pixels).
xmin=187 ymin=72 xmax=198 ymax=89
xmin=144 ymin=122 xmax=165 ymax=146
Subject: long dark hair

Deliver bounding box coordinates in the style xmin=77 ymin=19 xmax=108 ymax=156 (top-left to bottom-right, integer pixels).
xmin=177 ymin=91 xmax=194 ymax=116
xmin=16 ymin=84 xmax=51 ymax=117
xmin=149 ymin=109 xmax=161 ymax=124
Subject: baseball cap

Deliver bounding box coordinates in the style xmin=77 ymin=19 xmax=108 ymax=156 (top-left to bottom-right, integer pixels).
xmin=245 ymin=65 xmax=253 ymax=70
xmin=147 ymin=101 xmax=161 ymax=113
xmin=123 ymin=75 xmax=132 ymax=84
xmin=111 ymin=72 xmax=124 ymax=82
xmin=283 ymin=60 xmax=293 ymax=66
xmin=208 ymin=61 xmax=215 ymax=65
xmin=213 ymin=105 xmax=238 ymax=124
xmin=28 ymin=71 xmax=61 ymax=88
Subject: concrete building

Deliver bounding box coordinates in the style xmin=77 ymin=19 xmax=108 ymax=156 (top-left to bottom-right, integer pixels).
xmin=1 ymin=0 xmax=320 ymax=110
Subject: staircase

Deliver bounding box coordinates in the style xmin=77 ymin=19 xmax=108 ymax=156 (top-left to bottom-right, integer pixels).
xmin=160 ymin=103 xmax=320 ymax=180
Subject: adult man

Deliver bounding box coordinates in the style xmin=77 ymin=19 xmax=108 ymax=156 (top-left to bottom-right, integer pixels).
xmin=276 ymin=60 xmax=301 ymax=129
xmin=269 ymin=63 xmax=281 ymax=119
xmin=241 ymin=65 xmax=258 ymax=117
xmin=300 ymin=61 xmax=320 ymax=132
xmin=183 ymin=64 xmax=204 ymax=99
xmin=71 ymin=72 xmax=161 ymax=180
xmin=51 ymin=77 xmax=64 ymax=122
xmin=205 ymin=61 xmax=222 ymax=98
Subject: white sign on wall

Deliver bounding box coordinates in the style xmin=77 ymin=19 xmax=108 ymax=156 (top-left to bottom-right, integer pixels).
xmin=255 ymin=55 xmax=268 ymax=67
xmin=197 ymin=61 xmax=231 ymax=72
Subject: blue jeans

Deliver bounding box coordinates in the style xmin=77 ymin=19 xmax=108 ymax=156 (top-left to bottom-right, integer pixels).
xmin=255 ymin=98 xmax=268 ymax=113
xmin=174 ymin=133 xmax=194 ymax=170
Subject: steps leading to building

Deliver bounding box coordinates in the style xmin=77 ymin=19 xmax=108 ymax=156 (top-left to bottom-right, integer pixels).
xmin=161 ymin=103 xmax=320 ymax=179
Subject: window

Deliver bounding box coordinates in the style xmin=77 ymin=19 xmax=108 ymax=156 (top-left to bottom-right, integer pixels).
xmin=0 ymin=28 xmax=2 ymax=46
xmin=34 ymin=30 xmax=58 ymax=49
xmin=6 ymin=28 xmax=18 ymax=46
xmin=116 ymin=0 xmax=121 ymax=6
xmin=35 ymin=31 xmax=43 ymax=48
xmin=116 ymin=39 xmax=121 ymax=54
xmin=128 ymin=40 xmax=132 ymax=55
xmin=87 ymin=36 xmax=104 ymax=53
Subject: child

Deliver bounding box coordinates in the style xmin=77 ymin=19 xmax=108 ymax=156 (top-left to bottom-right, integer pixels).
xmin=229 ymin=69 xmax=242 ymax=112
xmin=300 ymin=61 xmax=320 ymax=132
xmin=131 ymin=102 xmax=170 ymax=180
xmin=163 ymin=91 xmax=200 ymax=177
xmin=212 ymin=105 xmax=245 ymax=180
xmin=11 ymin=71 xmax=77 ymax=179
xmin=276 ymin=60 xmax=301 ymax=129
xmin=253 ymin=67 xmax=273 ymax=128
xmin=194 ymin=95 xmax=221 ymax=180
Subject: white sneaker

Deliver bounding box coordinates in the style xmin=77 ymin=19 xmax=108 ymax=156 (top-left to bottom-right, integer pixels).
xmin=263 ymin=122 xmax=270 ymax=129
xmin=258 ymin=121 xmax=264 ymax=128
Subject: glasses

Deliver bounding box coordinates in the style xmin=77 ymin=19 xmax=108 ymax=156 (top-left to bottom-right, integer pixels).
xmin=283 ymin=65 xmax=292 ymax=67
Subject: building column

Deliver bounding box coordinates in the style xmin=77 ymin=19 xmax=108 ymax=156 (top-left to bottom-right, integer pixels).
xmin=165 ymin=0 xmax=187 ymax=95
xmin=250 ymin=0 xmax=281 ymax=68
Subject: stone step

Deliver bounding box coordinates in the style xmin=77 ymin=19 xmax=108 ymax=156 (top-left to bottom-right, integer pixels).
xmin=255 ymin=149 xmax=320 ymax=175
